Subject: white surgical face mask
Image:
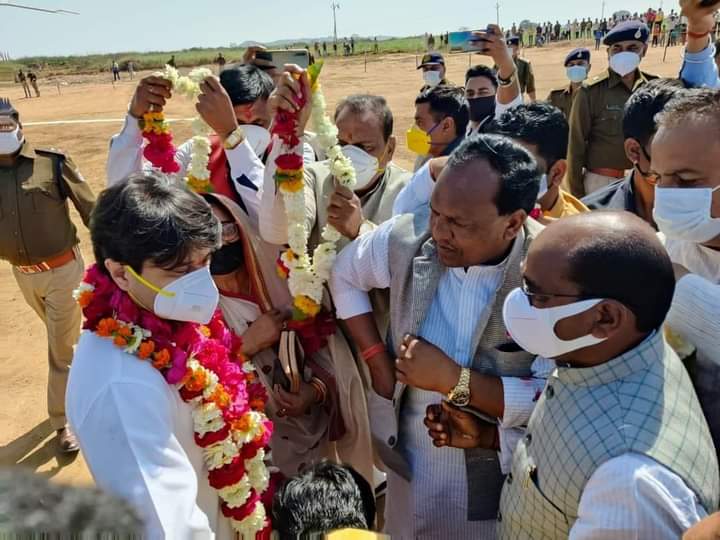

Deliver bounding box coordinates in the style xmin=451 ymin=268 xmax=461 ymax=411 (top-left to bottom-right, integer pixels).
xmin=654 ymin=186 xmax=720 ymax=244
xmin=566 ymin=65 xmax=589 ymax=83
xmin=132 ymin=265 xmax=220 ymax=325
xmin=609 ymin=51 xmax=641 ymax=77
xmin=423 ymin=70 xmax=442 ymax=87
xmin=0 ymin=126 xmax=24 ymax=155
xmin=537 ymin=174 xmax=549 ymax=200
xmin=341 ymin=145 xmax=382 ymax=191
xmin=502 ymin=287 xmax=607 ymax=359
xmin=241 ymin=124 xmax=271 ymax=158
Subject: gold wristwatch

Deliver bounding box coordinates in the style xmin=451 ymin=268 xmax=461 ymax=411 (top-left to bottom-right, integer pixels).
xmin=223 ymin=126 xmax=246 ymax=150
xmin=447 ymin=367 xmax=471 ymax=407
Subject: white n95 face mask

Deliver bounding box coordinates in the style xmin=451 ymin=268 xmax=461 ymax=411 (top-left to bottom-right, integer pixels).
xmin=502 ymin=287 xmax=607 ymax=359
xmin=609 ymin=51 xmax=641 ymax=77
xmin=241 ymin=124 xmax=271 ymax=158
xmin=566 ymin=65 xmax=588 ymax=83
xmin=423 ymin=70 xmax=442 ymax=87
xmin=128 ymin=265 xmax=219 ymax=324
xmin=0 ymin=126 xmax=24 ymax=155
xmin=341 ymin=145 xmax=382 ymax=191
xmin=654 ymin=186 xmax=720 ymax=244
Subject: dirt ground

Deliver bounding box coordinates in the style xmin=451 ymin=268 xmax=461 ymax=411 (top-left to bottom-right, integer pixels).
xmin=0 ymin=40 xmax=687 ymax=487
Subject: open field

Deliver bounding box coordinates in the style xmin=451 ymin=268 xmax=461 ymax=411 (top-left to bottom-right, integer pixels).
xmin=6 ymin=36 xmax=428 ymax=76
xmin=0 ymin=40 xmax=688 ymax=486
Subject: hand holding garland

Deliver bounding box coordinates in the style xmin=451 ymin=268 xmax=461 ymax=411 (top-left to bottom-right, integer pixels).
xmin=197 ymin=76 xmax=239 ymax=141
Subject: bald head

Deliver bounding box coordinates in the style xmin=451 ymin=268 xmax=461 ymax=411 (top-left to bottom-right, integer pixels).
xmin=532 ymin=211 xmax=675 ymax=332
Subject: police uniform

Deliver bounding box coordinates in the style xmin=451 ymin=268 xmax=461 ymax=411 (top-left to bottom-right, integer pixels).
xmin=505 ymin=37 xmax=536 ymax=96
xmin=566 ymin=22 xmax=656 ymax=198
xmin=0 ymin=123 xmax=95 ymax=433
xmin=547 ymin=48 xmax=591 ymax=120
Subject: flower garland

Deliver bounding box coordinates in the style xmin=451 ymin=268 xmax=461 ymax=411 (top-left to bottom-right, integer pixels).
xmin=140 ymin=65 xmax=215 ymax=193
xmin=272 ymin=62 xmax=358 ymax=320
xmin=74 ymin=266 xmax=274 ymax=538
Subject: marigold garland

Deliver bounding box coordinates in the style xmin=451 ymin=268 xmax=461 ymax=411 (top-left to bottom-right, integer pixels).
xmin=271 ymin=61 xmax=358 ymax=321
xmin=139 ymin=65 xmax=215 ymax=194
xmin=74 ymin=266 xmax=274 ymax=538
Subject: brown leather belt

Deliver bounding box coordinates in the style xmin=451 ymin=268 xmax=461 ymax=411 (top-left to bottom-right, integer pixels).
xmin=589 ymin=168 xmax=626 ymax=179
xmin=16 ymin=249 xmax=75 ymax=275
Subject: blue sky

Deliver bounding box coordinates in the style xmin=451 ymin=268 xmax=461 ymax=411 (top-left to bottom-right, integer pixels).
xmin=1 ymin=0 xmax=667 ymax=58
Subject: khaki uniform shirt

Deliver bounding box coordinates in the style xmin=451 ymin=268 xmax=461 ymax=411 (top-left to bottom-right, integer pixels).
xmin=0 ymin=143 xmax=95 ymax=266
xmin=546 ymin=84 xmax=578 ymax=120
xmin=566 ymin=69 xmax=656 ymax=197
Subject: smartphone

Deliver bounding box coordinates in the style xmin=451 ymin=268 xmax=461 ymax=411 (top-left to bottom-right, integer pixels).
xmin=448 ymin=29 xmax=492 ymax=53
xmin=265 ymin=49 xmax=311 ymax=69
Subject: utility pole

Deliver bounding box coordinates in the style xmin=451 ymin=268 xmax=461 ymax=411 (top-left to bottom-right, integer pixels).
xmin=496 ymin=1 xmax=500 ymax=26
xmin=331 ymin=2 xmax=340 ymax=46
xmin=601 ymin=0 xmax=606 ymax=20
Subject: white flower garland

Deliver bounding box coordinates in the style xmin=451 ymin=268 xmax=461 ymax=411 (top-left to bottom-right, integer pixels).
xmin=276 ymin=72 xmax=358 ymax=316
xmin=157 ymin=66 xmax=215 ymax=192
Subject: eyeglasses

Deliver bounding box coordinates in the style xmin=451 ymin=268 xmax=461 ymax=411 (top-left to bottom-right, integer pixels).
xmin=521 ymin=279 xmax=586 ymax=302
xmin=221 ymin=221 xmax=240 ymax=242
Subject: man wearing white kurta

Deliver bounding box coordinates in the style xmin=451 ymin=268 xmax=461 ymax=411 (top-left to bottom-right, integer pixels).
xmin=66 ymin=174 xmax=232 ymax=539
xmin=331 ymin=135 xmax=547 ymax=539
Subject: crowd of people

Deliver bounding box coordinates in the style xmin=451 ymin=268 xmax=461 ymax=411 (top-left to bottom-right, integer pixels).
xmin=2 ymin=1 xmax=720 ymax=539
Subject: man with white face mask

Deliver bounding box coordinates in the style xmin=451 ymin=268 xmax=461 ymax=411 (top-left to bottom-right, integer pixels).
xmin=262 ymin=81 xmax=411 ymax=339
xmin=651 ymin=87 xmax=720 ymax=463
xmin=547 ymin=48 xmax=591 ymax=121
xmin=566 ymin=21 xmax=657 ymax=198
xmin=0 ymin=98 xmax=95 ymax=454
xmin=107 ymin=65 xmax=278 ymax=225
xmin=426 ymin=212 xmax=719 ymax=539
xmin=418 ymin=52 xmax=449 ymax=90
xmin=66 ymin=172 xmax=235 ymax=539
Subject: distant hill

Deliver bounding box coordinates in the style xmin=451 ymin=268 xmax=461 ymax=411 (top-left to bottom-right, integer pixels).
xmin=239 ymin=35 xmax=398 ymax=47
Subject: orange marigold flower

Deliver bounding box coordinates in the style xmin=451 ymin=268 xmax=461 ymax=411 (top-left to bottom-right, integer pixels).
xmin=117 ymin=325 xmax=132 ymax=338
xmin=279 ymin=178 xmax=304 ymax=194
xmin=249 ymin=398 xmax=265 ymax=412
xmin=138 ymin=340 xmax=156 ymax=360
xmin=209 ymin=385 xmax=230 ymax=409
xmin=245 ymin=372 xmax=256 ymax=382
xmin=153 ymin=348 xmax=171 ymax=369
xmin=294 ymin=295 xmax=321 ymax=317
xmin=184 ymin=369 xmax=208 ymax=392
xmin=77 ymin=290 xmax=93 ymax=308
xmin=113 ymin=336 xmax=128 ymax=348
xmin=232 ymin=415 xmax=252 ymax=433
xmin=97 ymin=318 xmax=119 ymax=337
xmin=199 ymin=326 xmax=211 ymax=338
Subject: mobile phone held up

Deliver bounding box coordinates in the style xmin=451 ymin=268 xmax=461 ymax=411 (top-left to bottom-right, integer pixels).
xmin=261 ymin=49 xmax=311 ymax=69
xmin=448 ymin=28 xmax=492 ymax=53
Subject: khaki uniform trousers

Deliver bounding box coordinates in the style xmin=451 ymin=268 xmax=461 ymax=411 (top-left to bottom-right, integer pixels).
xmin=12 ymin=250 xmax=84 ymax=430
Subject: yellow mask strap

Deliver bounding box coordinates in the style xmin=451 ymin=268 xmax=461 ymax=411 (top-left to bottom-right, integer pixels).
xmin=125 ymin=265 xmax=175 ymax=298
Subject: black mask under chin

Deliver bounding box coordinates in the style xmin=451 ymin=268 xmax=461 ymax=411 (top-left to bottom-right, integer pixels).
xmin=468 ymin=95 xmax=496 ymax=123
xmin=210 ymin=241 xmax=245 ymax=276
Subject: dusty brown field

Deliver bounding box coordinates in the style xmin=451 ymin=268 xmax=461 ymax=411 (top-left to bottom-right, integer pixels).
xmin=0 ymin=41 xmax=686 ymax=486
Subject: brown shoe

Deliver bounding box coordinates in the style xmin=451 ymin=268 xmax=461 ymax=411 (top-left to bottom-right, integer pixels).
xmin=57 ymin=426 xmax=80 ymax=453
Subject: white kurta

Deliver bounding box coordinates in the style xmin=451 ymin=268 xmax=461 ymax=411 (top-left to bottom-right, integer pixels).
xmin=66 ymin=331 xmax=233 ymax=540
xmin=331 ymin=218 xmax=531 ymax=539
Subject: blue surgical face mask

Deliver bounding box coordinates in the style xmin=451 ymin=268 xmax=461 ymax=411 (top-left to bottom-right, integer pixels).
xmin=566 ymin=65 xmax=589 ymax=83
